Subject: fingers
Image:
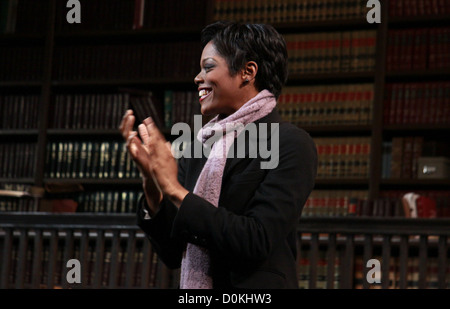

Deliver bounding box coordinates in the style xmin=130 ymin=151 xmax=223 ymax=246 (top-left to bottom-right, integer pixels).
xmin=126 ymin=132 xmax=139 ymax=156
xmin=144 ymin=117 xmax=165 ymax=143
xmin=119 ymin=110 xmax=135 ymax=141
xmin=138 ymin=123 xmax=151 ymax=145
xmin=119 ymin=110 xmax=132 ymax=132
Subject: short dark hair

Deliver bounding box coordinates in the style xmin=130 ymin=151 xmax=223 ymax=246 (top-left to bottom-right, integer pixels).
xmin=200 ymin=21 xmax=288 ymax=99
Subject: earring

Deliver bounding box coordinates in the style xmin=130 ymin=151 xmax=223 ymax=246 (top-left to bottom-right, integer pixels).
xmin=243 ymin=78 xmax=249 ymax=84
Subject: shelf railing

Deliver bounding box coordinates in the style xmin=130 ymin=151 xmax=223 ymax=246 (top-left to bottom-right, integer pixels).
xmin=0 ymin=213 xmax=448 ymax=289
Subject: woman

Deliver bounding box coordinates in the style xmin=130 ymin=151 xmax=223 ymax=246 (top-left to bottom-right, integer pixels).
xmin=119 ymin=21 xmax=317 ymax=289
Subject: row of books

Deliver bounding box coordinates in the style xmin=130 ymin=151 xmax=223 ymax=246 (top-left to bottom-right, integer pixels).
xmin=213 ymin=0 xmax=371 ymax=24
xmin=297 ymin=252 xmax=340 ymax=289
xmin=55 ymin=0 xmax=134 ymax=33
xmin=0 ymin=142 xmax=36 ymax=179
xmin=305 ymin=189 xmax=450 ymax=218
xmin=52 ymin=42 xmax=201 ymax=81
xmin=164 ymin=90 xmax=201 ymax=129
xmin=50 ymin=93 xmax=129 ymax=130
xmin=380 ymin=190 xmax=450 ymax=218
xmin=0 ymin=182 xmax=37 ymax=212
xmin=303 ymin=190 xmax=412 ymax=218
xmin=315 ymin=137 xmax=371 ymax=179
xmin=284 ymin=30 xmax=376 ymax=74
xmin=382 ymin=136 xmax=423 ymax=180
xmin=0 ymin=196 xmax=35 ymax=212
xmin=386 ymin=27 xmax=450 ymax=71
xmin=44 ymin=141 xmax=139 ymax=180
xmin=389 ymin=0 xmax=450 ymax=17
xmin=302 ymin=190 xmax=368 ymax=217
xmin=0 ymin=95 xmax=40 ymax=130
xmin=4 ymin=235 xmax=163 ymax=289
xmin=383 ymin=82 xmax=450 ymax=125
xmin=279 ymin=84 xmax=373 ymax=126
xmin=75 ymin=190 xmax=142 ymax=214
xmin=299 ymin=247 xmax=448 ymax=289
xmin=0 ymin=182 xmax=32 ymax=192
xmin=54 ymin=0 xmax=208 ymax=33
xmin=0 ymin=46 xmax=44 ymax=81
xmin=354 ymin=256 xmax=444 ymax=289
xmin=50 ymin=90 xmax=165 ymax=130
xmin=299 ymin=252 xmax=448 ymax=289
xmin=0 ymin=0 xmax=47 ymax=34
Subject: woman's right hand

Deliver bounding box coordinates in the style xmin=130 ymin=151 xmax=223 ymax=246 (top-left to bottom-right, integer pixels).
xmin=119 ymin=110 xmax=162 ymax=216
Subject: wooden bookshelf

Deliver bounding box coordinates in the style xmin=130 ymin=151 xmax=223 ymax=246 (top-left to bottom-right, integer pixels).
xmin=1 ymin=0 xmax=449 ymax=289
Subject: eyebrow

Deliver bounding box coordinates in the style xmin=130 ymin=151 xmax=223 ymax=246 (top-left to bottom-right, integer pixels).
xmin=201 ymin=57 xmax=216 ymax=65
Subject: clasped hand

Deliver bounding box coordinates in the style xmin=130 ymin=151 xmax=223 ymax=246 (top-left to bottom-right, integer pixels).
xmin=119 ymin=110 xmax=187 ymax=213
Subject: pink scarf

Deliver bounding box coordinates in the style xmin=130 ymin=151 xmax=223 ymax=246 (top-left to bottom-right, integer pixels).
xmin=179 ymin=89 xmax=277 ymax=289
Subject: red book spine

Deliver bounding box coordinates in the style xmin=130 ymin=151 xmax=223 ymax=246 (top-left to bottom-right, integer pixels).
xmin=395 ymin=84 xmax=405 ymax=125
xmin=422 ymin=83 xmax=431 ymax=123
xmin=428 ymin=28 xmax=437 ymax=69
xmin=430 ymin=82 xmax=439 ymax=124
xmin=383 ymin=84 xmax=392 ymax=124
xmin=413 ymin=28 xmax=427 ymax=70
xmin=435 ymin=82 xmax=444 ymax=124
xmin=402 ymin=83 xmax=410 ymax=124
xmin=444 ymin=82 xmax=450 ymax=124
xmin=408 ymin=83 xmax=417 ymax=124
xmin=354 ymin=140 xmax=362 ymax=178
xmin=414 ymin=83 xmax=423 ymax=124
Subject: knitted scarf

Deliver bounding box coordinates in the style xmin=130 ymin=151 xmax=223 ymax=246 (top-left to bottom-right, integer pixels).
xmin=179 ymin=89 xmax=277 ymax=289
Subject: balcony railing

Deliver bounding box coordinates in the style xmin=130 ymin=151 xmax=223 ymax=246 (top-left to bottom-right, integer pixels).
xmin=1 ymin=213 xmax=449 ymax=289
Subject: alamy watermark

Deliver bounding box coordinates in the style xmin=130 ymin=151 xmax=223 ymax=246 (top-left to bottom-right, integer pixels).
xmin=366 ymin=258 xmax=381 ymax=284
xmin=66 ymin=0 xmax=81 ymax=24
xmin=66 ymin=259 xmax=81 ymax=284
xmin=366 ymin=0 xmax=381 ymax=23
xmin=170 ymin=115 xmax=280 ymax=169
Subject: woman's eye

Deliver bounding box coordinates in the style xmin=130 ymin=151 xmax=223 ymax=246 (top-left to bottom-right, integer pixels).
xmin=204 ymin=65 xmax=214 ymax=72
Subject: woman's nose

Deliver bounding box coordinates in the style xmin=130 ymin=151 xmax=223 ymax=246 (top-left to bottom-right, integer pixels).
xmin=194 ymin=72 xmax=203 ymax=85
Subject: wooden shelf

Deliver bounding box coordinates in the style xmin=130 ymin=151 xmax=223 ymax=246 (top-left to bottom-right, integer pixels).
xmin=381 ymin=178 xmax=450 ymax=188
xmin=0 ymin=130 xmax=39 ymax=136
xmin=51 ymin=77 xmax=196 ymax=88
xmin=388 ymin=14 xmax=450 ymax=27
xmin=383 ymin=124 xmax=450 ymax=132
xmin=386 ymin=69 xmax=450 ymax=81
xmin=0 ymin=81 xmax=43 ymax=88
xmin=0 ymin=178 xmax=35 ymax=184
xmin=314 ymin=178 xmax=369 ymax=187
xmin=287 ymin=71 xmax=375 ymax=84
xmin=54 ymin=26 xmax=203 ymax=43
xmin=0 ymin=33 xmax=45 ymax=42
xmin=304 ymin=125 xmax=372 ymax=136
xmin=43 ymin=178 xmax=142 ymax=186
xmin=47 ymin=129 xmax=122 ymax=136
xmin=274 ymin=18 xmax=375 ymax=33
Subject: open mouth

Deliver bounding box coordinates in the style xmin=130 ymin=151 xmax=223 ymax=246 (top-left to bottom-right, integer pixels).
xmin=199 ymin=88 xmax=212 ymax=101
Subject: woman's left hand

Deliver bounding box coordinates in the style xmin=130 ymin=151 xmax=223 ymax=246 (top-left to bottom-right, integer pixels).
xmin=134 ymin=117 xmax=188 ymax=207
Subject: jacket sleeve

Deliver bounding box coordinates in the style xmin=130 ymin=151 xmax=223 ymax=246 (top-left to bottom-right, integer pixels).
xmin=136 ymin=156 xmax=188 ymax=269
xmin=170 ymin=126 xmax=317 ymax=265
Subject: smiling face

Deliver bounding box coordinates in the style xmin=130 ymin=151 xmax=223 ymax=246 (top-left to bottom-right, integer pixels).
xmin=194 ymin=41 xmax=257 ymax=117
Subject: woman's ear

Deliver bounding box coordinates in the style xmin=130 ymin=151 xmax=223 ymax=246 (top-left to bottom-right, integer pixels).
xmin=242 ymin=61 xmax=258 ymax=85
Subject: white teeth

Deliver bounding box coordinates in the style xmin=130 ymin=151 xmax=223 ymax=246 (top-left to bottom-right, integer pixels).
xmin=199 ymin=89 xmax=211 ymax=97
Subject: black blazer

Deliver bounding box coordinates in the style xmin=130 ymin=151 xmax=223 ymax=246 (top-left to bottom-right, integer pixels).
xmin=137 ymin=109 xmax=317 ymax=289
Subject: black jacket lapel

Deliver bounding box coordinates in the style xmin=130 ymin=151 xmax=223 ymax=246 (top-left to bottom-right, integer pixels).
xmin=222 ymin=108 xmax=283 ymax=178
